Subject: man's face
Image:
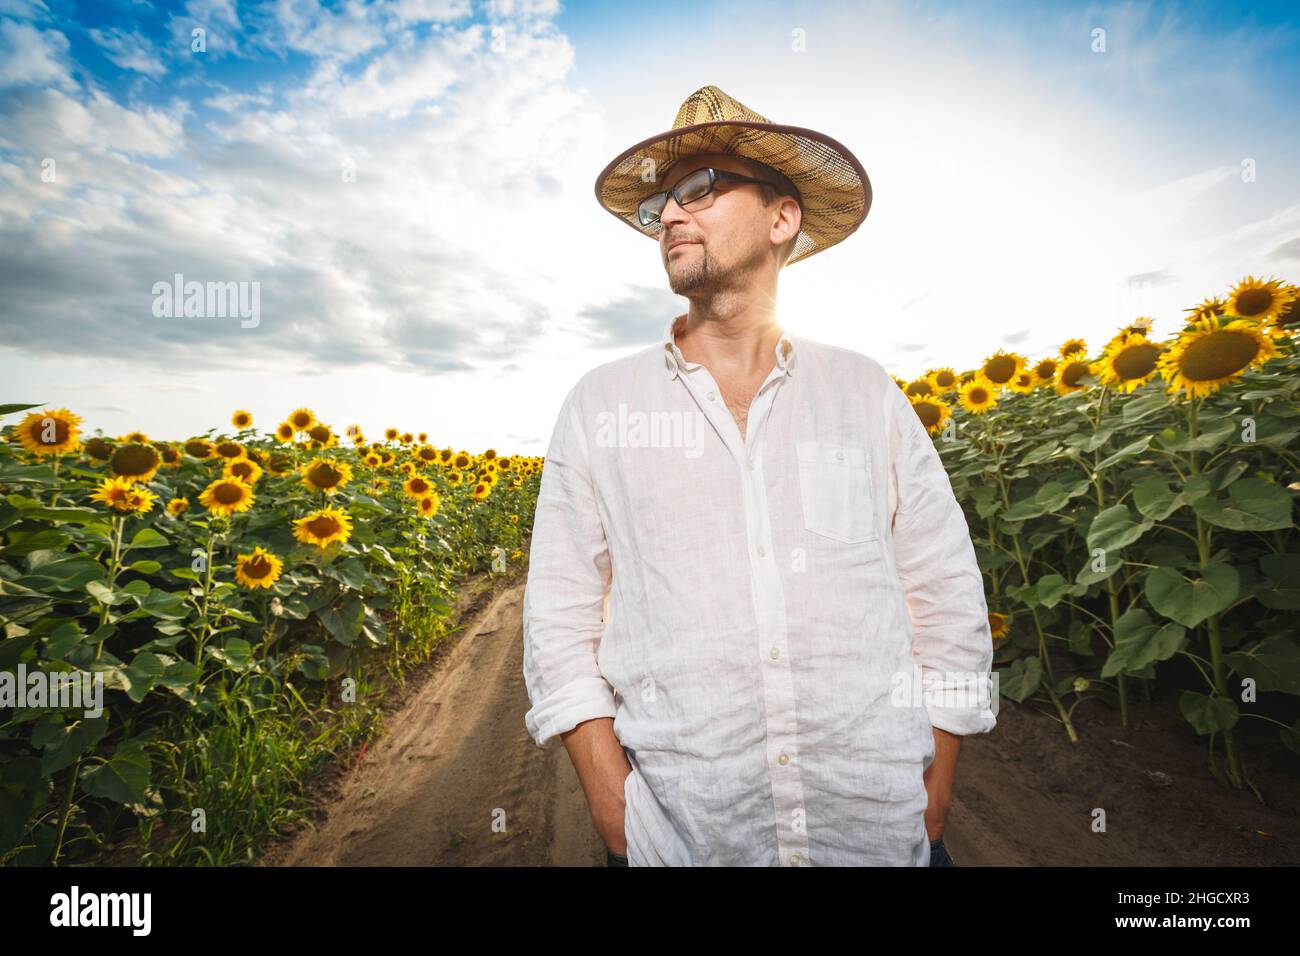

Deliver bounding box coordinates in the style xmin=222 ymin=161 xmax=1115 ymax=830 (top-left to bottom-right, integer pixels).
xmin=655 ymin=153 xmax=789 ymax=295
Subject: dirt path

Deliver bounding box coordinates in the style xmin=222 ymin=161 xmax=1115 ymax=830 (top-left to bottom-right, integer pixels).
xmin=263 ymin=576 xmax=1299 ymax=867
xmin=263 ymin=575 xmax=605 ymax=866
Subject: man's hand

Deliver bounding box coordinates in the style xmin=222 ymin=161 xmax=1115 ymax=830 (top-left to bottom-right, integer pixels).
xmin=561 ymin=716 xmax=633 ymax=856
xmin=923 ymin=727 xmax=962 ymax=842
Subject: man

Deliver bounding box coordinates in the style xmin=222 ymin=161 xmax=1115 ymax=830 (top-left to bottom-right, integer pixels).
xmin=522 ymin=86 xmax=995 ymax=867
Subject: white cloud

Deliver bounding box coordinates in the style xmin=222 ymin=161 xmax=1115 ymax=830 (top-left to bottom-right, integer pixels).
xmin=88 ymin=27 xmax=167 ymax=77
xmin=0 ymin=18 xmax=73 ymax=88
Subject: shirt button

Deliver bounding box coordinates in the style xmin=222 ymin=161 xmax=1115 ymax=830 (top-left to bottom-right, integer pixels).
xmin=778 ymin=752 xmax=789 ymax=765
xmin=835 ymin=450 xmax=845 ymax=461
xmin=746 ymin=460 xmax=754 ymax=471
xmin=707 ymin=390 xmax=717 ymax=400
xmin=789 ymin=853 xmax=801 ymax=866
xmin=756 ymin=545 xmax=766 ymax=557
xmin=769 ymin=645 xmax=779 ymax=660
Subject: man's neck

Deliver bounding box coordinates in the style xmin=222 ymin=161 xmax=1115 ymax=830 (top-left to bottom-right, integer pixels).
xmin=674 ymin=297 xmax=783 ymax=384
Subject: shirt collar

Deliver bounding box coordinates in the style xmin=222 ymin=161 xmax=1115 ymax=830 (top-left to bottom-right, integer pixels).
xmin=661 ymin=312 xmax=796 ymax=381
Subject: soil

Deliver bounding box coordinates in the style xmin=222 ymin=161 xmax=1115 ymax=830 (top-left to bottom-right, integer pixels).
xmin=260 ymin=573 xmax=1300 ymax=867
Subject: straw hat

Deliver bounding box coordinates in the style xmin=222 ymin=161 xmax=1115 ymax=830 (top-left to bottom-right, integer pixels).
xmin=593 ymin=85 xmax=871 ymax=267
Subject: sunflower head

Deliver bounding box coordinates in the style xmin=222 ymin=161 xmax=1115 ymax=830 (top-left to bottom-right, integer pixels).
xmin=302 ymin=457 xmax=353 ymax=494
xmin=417 ymin=493 xmax=441 ymax=517
xmin=1092 ymin=331 xmax=1163 ymax=393
xmin=926 ymin=367 xmax=959 ymax=394
xmin=184 ymin=438 xmax=216 ymax=459
xmin=224 ymin=457 xmax=264 ymax=484
xmin=110 ymin=442 xmax=162 ymax=484
xmin=199 ymin=476 xmax=256 ymax=517
xmin=904 ymin=378 xmax=934 ymax=398
xmin=483 ymin=448 xmax=498 ymax=461
xmin=293 ymin=506 xmax=353 ymax=550
xmin=1185 ymin=297 xmax=1227 ymax=323
xmin=439 ymin=448 xmax=454 ymax=465
xmin=1055 ymin=358 xmax=1096 ymax=396
xmin=231 ymin=409 xmax=253 ymax=430
xmin=1030 ymin=357 xmax=1058 ymax=386
xmin=404 ymin=474 xmax=434 ymax=499
xmin=908 ymin=393 xmax=952 ymax=435
xmin=1007 ymin=371 xmax=1036 ymax=394
xmin=453 ymin=452 xmax=471 ymax=469
xmin=167 ymin=497 xmax=190 ymax=518
xmin=989 ymin=611 xmax=1011 ymax=640
xmin=215 ymin=440 xmax=245 ymax=460
xmin=471 ymin=482 xmax=491 ymax=501
xmin=82 ymin=436 xmax=114 ymax=461
xmin=275 ymin=422 xmax=296 ymax=443
xmin=267 ymin=453 xmax=294 ymax=475
xmin=156 ymin=443 xmax=183 ymax=467
xmin=417 ymin=445 xmax=439 ymax=463
xmin=448 ymin=470 xmax=464 ymax=486
xmin=978 ymin=350 xmax=1026 ymax=387
xmin=959 ymin=380 xmax=998 ymax=415
xmin=15 ymin=408 xmax=83 ymax=457
xmin=1058 ymin=339 xmax=1088 ymax=361
xmin=288 ymin=408 xmax=316 ymax=431
xmin=90 ymin=475 xmax=156 ymax=513
xmin=417 ymin=432 xmax=428 ymax=444
xmin=1225 ymin=274 xmax=1295 ymax=331
xmin=235 ymin=546 xmax=284 ymax=590
xmin=1157 ymin=315 xmax=1279 ymax=400
xmin=307 ymin=423 xmax=334 ymax=446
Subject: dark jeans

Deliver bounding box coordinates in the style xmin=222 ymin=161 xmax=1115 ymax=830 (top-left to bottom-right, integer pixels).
xmin=929 ymin=834 xmax=955 ymax=867
xmin=606 ymin=838 xmax=955 ymax=866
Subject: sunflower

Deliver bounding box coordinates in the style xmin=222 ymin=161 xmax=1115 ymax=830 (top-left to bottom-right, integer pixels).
xmin=1184 ymin=297 xmax=1226 ymax=323
xmin=891 ymin=375 xmax=908 ymax=391
xmin=224 ymin=457 xmax=264 ymax=485
xmin=156 ymin=443 xmax=183 ymax=469
xmin=438 ymin=448 xmax=454 ymax=465
xmin=453 ymin=451 xmax=471 ymax=470
xmin=989 ymin=611 xmax=1011 ymax=640
xmin=904 ymin=378 xmax=934 ymax=398
xmin=447 ymin=470 xmax=464 ymax=486
xmin=1157 ymin=315 xmax=1279 ymax=399
xmin=417 ymin=493 xmax=441 ymax=518
xmin=1107 ymin=316 xmax=1155 ymax=346
xmin=167 ymin=497 xmax=190 ymax=518
xmin=275 ymin=422 xmax=296 ymax=443
xmin=82 ymin=436 xmax=114 ymax=461
xmin=404 ymin=474 xmax=434 ymax=499
xmin=288 ymin=408 xmax=316 ymax=431
xmin=1225 ymin=274 xmax=1295 ymax=331
xmin=293 ymin=506 xmax=353 ymax=549
xmin=498 ymin=456 xmax=513 ymax=471
xmin=110 ymin=442 xmax=162 ymax=484
xmin=1058 ymin=339 xmax=1088 ymax=360
xmin=231 ymin=409 xmax=253 ymax=430
xmin=90 ymin=475 xmax=156 ymax=513
xmin=345 ymin=423 xmax=361 ymax=437
xmin=1007 ymin=371 xmax=1036 ymax=394
xmin=234 ymin=546 xmax=283 ymax=589
xmin=907 ymin=394 xmax=950 ymax=435
xmin=364 ymin=451 xmax=382 ymax=467
xmin=958 ymin=380 xmax=998 ymax=414
xmin=1055 ymin=358 xmax=1095 ymax=396
xmin=978 ymin=350 xmax=1026 ymax=388
xmin=471 ymin=481 xmax=491 ymax=501
xmin=266 ymin=453 xmax=294 ymax=475
xmin=385 ymin=428 xmax=400 ymax=441
xmin=199 ymin=476 xmax=256 ymax=517
xmin=215 ymin=440 xmax=245 ymax=461
xmin=120 ymin=431 xmax=150 ymax=444
xmin=926 ymin=367 xmax=959 ymax=394
xmin=14 ymin=408 xmax=82 ymax=457
xmin=509 ymin=514 xmax=521 ymax=524
xmin=416 ymin=445 xmax=439 ymax=464
xmin=301 ymin=457 xmax=353 ymax=494
xmin=1092 ymin=332 xmax=1163 ymax=393
xmin=510 ymin=476 xmax=523 ymax=488
xmin=400 ymin=432 xmax=414 ymax=444
xmin=380 ymin=451 xmax=395 ymax=466
xmin=417 ymin=432 xmax=428 ymax=444
xmin=1273 ymin=285 xmax=1300 ymax=333
xmin=306 ymin=423 xmax=336 ymax=447
xmin=184 ymin=438 xmax=216 ymax=459
xmin=483 ymin=448 xmax=498 ymax=461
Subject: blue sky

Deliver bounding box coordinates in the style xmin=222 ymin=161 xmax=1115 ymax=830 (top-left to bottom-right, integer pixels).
xmin=2 ymin=0 xmax=1298 ymax=453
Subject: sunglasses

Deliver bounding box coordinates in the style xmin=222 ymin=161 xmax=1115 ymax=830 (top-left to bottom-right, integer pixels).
xmin=636 ymin=166 xmax=780 ymax=227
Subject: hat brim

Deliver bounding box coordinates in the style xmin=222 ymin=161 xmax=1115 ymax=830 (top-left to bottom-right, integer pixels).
xmin=594 ymin=119 xmax=871 ymax=266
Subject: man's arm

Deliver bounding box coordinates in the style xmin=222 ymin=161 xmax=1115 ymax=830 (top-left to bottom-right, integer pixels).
xmin=521 ymin=383 xmax=630 ymax=853
xmin=884 ymin=377 xmax=996 ymax=838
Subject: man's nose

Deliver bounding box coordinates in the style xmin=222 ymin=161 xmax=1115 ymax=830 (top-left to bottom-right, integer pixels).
xmin=659 ymin=191 xmax=689 ymax=227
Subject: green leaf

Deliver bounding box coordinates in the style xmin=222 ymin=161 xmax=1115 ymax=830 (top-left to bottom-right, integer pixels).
xmin=317 ymin=596 xmax=365 ymax=646
xmin=38 ymin=713 xmax=109 ymax=777
xmin=1121 ymin=391 xmax=1169 ymax=424
xmin=138 ymin=587 xmax=188 ymax=620
xmin=1179 ymin=691 xmax=1239 ymax=735
xmin=996 ymin=656 xmax=1042 ymax=702
xmin=1096 ymin=436 xmax=1152 ymax=471
xmin=80 ymin=739 xmax=151 ymax=806
xmin=1086 ymin=504 xmax=1153 ymax=553
xmin=207 ymin=637 xmax=253 ymax=671
xmin=1102 ymin=609 xmax=1186 ymax=677
xmin=127 ymin=527 xmax=170 ymax=550
xmin=1020 ymin=440 xmax=1060 ymax=465
xmin=1076 ymin=554 xmax=1124 ymax=585
xmin=1132 ymin=474 xmax=1210 ymax=521
xmin=122 ymin=652 xmax=167 ymax=703
xmin=127 ymin=559 xmax=162 ymax=574
xmin=1225 ymin=636 xmax=1300 ymax=696
xmin=1192 ymin=478 xmax=1294 ymax=531
xmin=1145 ymin=563 xmax=1240 ymax=628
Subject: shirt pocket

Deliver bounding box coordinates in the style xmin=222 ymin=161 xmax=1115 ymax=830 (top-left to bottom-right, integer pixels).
xmin=795 ymin=440 xmax=877 ymax=544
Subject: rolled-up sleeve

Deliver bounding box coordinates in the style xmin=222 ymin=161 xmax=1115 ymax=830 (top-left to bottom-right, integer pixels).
xmin=522 ymin=381 xmax=618 ymax=747
xmin=886 ymin=382 xmax=996 ymax=737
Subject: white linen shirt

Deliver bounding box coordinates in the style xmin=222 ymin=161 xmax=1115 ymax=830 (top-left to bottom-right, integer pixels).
xmin=522 ymin=312 xmax=996 ymax=866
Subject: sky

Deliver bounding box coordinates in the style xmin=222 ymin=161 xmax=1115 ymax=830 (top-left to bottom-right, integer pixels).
xmin=1 ymin=0 xmax=1299 ymax=454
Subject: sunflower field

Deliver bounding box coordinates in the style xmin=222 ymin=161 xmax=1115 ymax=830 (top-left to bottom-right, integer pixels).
xmin=895 ymin=275 xmax=1300 ymax=787
xmin=0 ymin=407 xmax=540 ymax=865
